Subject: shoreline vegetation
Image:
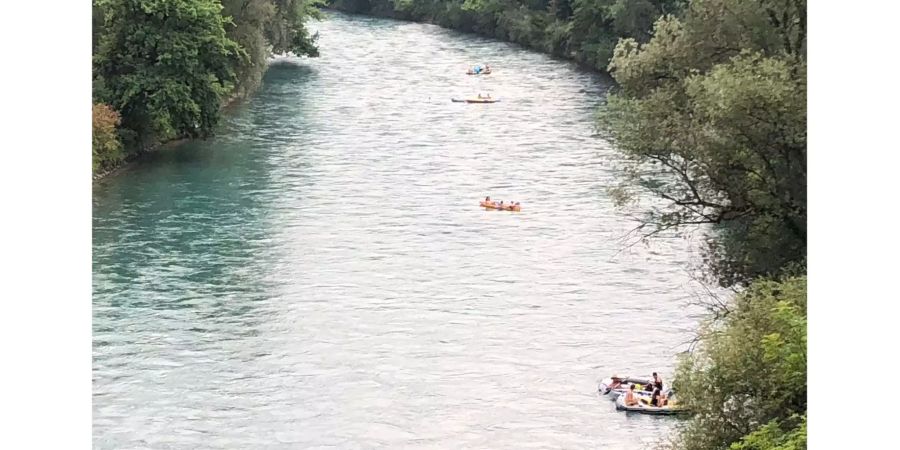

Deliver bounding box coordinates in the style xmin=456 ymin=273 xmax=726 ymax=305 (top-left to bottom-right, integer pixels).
xmin=92 ymin=0 xmax=323 ymax=178
xmin=324 ymin=0 xmax=681 ymax=72
xmin=92 ymin=1 xmax=806 ymax=449
xmin=597 ymin=1 xmax=806 ymax=448
xmin=92 ymin=0 xmax=680 ymax=178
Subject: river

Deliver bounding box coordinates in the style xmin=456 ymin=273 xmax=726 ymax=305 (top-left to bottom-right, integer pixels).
xmin=93 ymin=12 xmax=701 ymax=449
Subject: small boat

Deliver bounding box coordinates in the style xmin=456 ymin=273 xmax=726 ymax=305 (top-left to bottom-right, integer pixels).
xmin=615 ymin=393 xmax=688 ymax=416
xmin=599 ymin=375 xmax=655 ymax=398
xmin=467 ymin=65 xmax=492 ymax=75
xmin=452 ymin=97 xmax=500 ymax=104
xmin=480 ymin=201 xmax=521 ymax=211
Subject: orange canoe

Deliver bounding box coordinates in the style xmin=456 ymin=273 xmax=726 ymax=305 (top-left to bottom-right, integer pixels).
xmin=480 ymin=201 xmax=521 ymax=211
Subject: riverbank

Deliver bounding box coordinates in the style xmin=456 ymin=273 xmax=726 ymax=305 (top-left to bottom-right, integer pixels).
xmin=92 ymin=138 xmax=190 ymax=181
xmin=325 ymin=0 xmax=672 ymax=73
xmin=92 ymin=94 xmax=245 ymax=182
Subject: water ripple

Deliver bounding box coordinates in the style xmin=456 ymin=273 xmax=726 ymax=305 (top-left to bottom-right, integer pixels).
xmin=93 ymin=11 xmax=702 ymax=449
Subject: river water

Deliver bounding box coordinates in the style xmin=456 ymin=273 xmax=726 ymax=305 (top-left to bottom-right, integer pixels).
xmin=93 ymin=12 xmax=702 ymax=449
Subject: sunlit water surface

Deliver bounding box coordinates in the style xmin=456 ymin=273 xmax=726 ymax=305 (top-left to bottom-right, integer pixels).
xmin=93 ymin=12 xmax=703 ymax=449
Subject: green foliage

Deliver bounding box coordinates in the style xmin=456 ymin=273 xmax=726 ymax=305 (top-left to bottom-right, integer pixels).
xmin=599 ymin=0 xmax=807 ymax=286
xmin=92 ymin=103 xmax=125 ymax=173
xmin=730 ymin=415 xmax=806 ymax=450
xmin=601 ymin=5 xmax=807 ymax=450
xmin=94 ymin=0 xmax=244 ymax=145
xmin=671 ymin=276 xmax=807 ymax=450
xmin=265 ymin=0 xmax=324 ymax=56
xmin=92 ymin=0 xmax=322 ymax=154
xmin=221 ymin=0 xmax=322 ymax=98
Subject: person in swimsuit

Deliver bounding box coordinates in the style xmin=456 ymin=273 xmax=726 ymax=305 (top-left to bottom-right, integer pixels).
xmin=652 ymin=372 xmax=663 ymax=391
xmin=623 ymin=384 xmax=639 ymax=406
xmin=608 ymin=377 xmax=623 ymax=391
xmin=650 ymin=388 xmax=662 ymax=407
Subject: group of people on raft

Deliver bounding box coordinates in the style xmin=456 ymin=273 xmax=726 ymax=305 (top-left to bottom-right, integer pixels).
xmin=482 ymin=196 xmax=520 ymax=211
xmin=622 ymin=372 xmax=670 ymax=408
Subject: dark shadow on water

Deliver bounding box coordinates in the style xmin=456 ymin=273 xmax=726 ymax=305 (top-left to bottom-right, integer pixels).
xmin=92 ymin=60 xmax=321 ymax=319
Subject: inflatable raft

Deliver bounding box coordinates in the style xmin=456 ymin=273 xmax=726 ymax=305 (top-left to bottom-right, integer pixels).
xmin=467 ymin=69 xmax=492 ymax=75
xmin=599 ymin=376 xmax=655 ymax=398
xmin=615 ymin=394 xmax=687 ymax=416
xmin=480 ymin=201 xmax=521 ymax=211
xmin=452 ymin=98 xmax=500 ymax=104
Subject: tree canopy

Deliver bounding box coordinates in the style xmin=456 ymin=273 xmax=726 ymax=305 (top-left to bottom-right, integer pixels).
xmin=672 ymin=276 xmax=807 ymax=450
xmin=598 ymin=2 xmax=807 ymax=449
xmin=599 ymin=0 xmax=807 ymax=286
xmin=92 ymin=0 xmax=322 ymax=169
xmin=94 ymin=0 xmax=244 ymax=145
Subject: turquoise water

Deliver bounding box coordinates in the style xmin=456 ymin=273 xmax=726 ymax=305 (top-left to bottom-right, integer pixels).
xmin=93 ymin=12 xmax=700 ymax=448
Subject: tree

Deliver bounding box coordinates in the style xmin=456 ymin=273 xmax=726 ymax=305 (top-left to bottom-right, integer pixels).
xmin=221 ymin=0 xmax=322 ymax=97
xmin=92 ymin=103 xmax=124 ymax=172
xmin=598 ymin=0 xmax=807 ymax=286
xmin=548 ymin=0 xmax=573 ymax=20
xmin=267 ymin=0 xmax=324 ymax=57
xmin=671 ymin=276 xmax=807 ymax=450
xmin=567 ymin=0 xmax=677 ymax=67
xmin=94 ymin=0 xmax=244 ymax=145
xmin=730 ymin=415 xmax=807 ymax=450
xmin=221 ymin=0 xmax=279 ymax=97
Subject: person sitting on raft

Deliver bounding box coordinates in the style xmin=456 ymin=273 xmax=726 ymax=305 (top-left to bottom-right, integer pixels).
xmin=608 ymin=377 xmax=623 ymax=391
xmin=623 ymin=384 xmax=639 ymax=406
xmin=649 ymin=387 xmax=663 ymax=407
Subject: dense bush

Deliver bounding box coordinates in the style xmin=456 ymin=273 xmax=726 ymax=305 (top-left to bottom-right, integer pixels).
xmin=598 ymin=1 xmax=807 ymax=448
xmin=672 ymin=276 xmax=807 ymax=450
xmin=599 ymin=0 xmax=806 ymax=287
xmin=91 ymin=0 xmax=322 ymax=173
xmin=92 ymin=103 xmax=124 ymax=173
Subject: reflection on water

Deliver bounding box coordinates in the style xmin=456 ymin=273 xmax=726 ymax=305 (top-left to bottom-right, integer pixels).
xmin=93 ymin=12 xmax=701 ymax=449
